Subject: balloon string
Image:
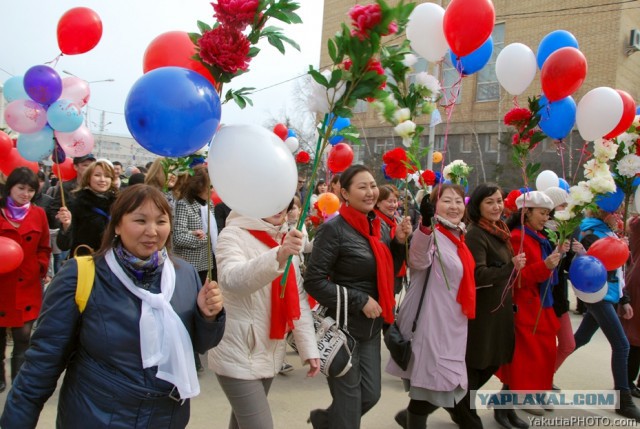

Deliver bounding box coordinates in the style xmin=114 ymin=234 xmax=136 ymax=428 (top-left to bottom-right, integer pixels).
xmin=571 ymin=140 xmax=590 ymax=185
xmin=45 ymin=53 xmax=63 ymax=68
xmin=54 ymin=144 xmax=66 ymax=208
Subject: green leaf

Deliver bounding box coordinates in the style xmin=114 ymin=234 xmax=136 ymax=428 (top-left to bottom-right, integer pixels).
xmin=197 ymin=20 xmax=211 ymax=33
xmin=278 ymin=34 xmax=301 ymax=51
xmin=328 ymin=39 xmax=338 ymax=63
xmin=267 ymin=35 xmax=286 ymax=54
xmin=248 ymin=47 xmax=261 ymax=58
xmin=309 ymin=68 xmax=329 ymax=87
xmin=188 ymin=32 xmax=201 ymax=45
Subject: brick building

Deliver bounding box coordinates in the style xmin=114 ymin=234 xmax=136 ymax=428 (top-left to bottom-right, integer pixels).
xmin=320 ymin=0 xmax=640 ymax=189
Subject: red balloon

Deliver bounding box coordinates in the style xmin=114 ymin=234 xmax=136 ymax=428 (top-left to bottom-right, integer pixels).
xmin=57 ymin=7 xmax=103 ymax=55
xmin=210 ymin=188 xmax=222 ymax=205
xmin=587 ymin=236 xmax=629 ymax=271
xmin=53 ymin=158 xmax=78 ymax=182
xmin=604 ymin=90 xmax=636 ymax=139
xmin=0 ymin=131 xmax=12 ymax=154
xmin=541 ymin=47 xmax=587 ymax=102
xmin=0 ymin=237 xmax=24 ymax=274
xmin=273 ymin=123 xmax=288 ymax=141
xmin=443 ymin=0 xmax=495 ymax=57
xmin=0 ymin=148 xmax=39 ymax=176
xmin=327 ymin=143 xmax=354 ymax=173
xmin=143 ymin=31 xmax=217 ymax=89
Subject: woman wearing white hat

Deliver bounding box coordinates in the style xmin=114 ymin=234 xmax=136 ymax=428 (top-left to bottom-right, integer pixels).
xmin=495 ymin=191 xmax=568 ymax=413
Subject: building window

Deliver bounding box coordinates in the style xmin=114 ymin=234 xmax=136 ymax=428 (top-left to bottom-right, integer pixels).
xmin=434 ymin=136 xmax=446 ymax=151
xmin=441 ymin=55 xmax=462 ymax=106
xmin=460 ymin=135 xmax=473 ymax=153
xmin=476 ymin=23 xmax=505 ymax=102
xmin=373 ymin=137 xmax=397 ymax=154
xmin=352 ymin=144 xmax=366 ymax=164
xmin=483 ymin=134 xmax=499 ymax=152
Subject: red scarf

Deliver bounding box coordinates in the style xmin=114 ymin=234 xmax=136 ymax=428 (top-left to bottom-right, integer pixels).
xmin=247 ymin=230 xmax=301 ymax=339
xmin=339 ymin=204 xmax=395 ymax=323
xmin=374 ymin=209 xmax=407 ymax=278
xmin=435 ymin=223 xmax=476 ymax=319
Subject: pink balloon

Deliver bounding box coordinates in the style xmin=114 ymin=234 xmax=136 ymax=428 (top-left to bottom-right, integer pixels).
xmin=4 ymin=99 xmax=48 ymax=134
xmin=60 ymin=77 xmax=91 ymax=108
xmin=55 ymin=126 xmax=95 ymax=157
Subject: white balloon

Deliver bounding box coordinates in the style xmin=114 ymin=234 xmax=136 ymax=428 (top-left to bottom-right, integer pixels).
xmin=571 ymin=282 xmax=607 ymax=304
xmin=536 ymin=170 xmax=559 ymax=191
xmin=284 ymin=136 xmax=299 ymax=153
xmin=406 ymin=3 xmax=449 ymax=62
xmin=495 ymin=43 xmax=537 ymax=96
xmin=208 ymin=125 xmax=298 ymax=219
xmin=576 ymin=87 xmax=624 ymax=141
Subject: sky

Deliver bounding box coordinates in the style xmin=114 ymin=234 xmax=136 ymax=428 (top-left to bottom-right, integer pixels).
xmin=0 ymin=0 xmax=325 ymax=137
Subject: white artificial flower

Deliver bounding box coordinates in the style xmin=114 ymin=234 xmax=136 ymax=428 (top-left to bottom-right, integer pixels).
xmin=632 ymin=115 xmax=640 ymax=129
xmin=394 ymin=120 xmax=416 ymax=147
xmin=588 ymin=175 xmax=616 ymax=194
xmin=617 ymin=154 xmax=640 ymax=178
xmin=307 ymin=70 xmax=346 ymax=114
xmin=402 ymin=53 xmax=418 ymax=67
xmin=393 ymin=108 xmax=411 ymax=124
xmin=593 ymin=138 xmax=619 ymax=162
xmin=554 ymin=209 xmax=572 ymax=221
xmin=194 ymin=146 xmax=208 ymax=156
xmin=616 ymin=132 xmax=636 ymax=153
xmin=414 ymin=72 xmax=441 ymax=95
xmin=583 ymin=159 xmax=610 ymax=179
xmin=567 ymin=182 xmax=593 ymax=206
xmin=443 ymin=159 xmax=470 ymax=181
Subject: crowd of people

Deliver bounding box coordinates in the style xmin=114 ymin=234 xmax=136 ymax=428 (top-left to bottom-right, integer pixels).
xmin=0 ymin=157 xmax=640 ymax=429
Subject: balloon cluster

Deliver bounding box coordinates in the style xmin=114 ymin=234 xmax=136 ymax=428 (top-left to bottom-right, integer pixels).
xmin=273 ymin=123 xmax=300 ymax=153
xmin=569 ymin=237 xmax=629 ymax=303
xmin=407 ymin=0 xmax=495 ymax=77
xmin=1 ymin=7 xmax=103 ymax=176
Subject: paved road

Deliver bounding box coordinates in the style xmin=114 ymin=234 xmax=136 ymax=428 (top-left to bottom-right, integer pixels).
xmin=0 ymin=312 xmax=636 ymax=428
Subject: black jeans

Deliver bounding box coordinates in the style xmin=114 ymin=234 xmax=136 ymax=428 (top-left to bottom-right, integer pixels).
xmin=452 ymin=365 xmax=499 ymax=428
xmin=310 ymin=334 xmax=381 ymax=429
xmin=574 ymin=300 xmax=630 ymax=391
xmin=628 ymin=345 xmax=640 ymax=388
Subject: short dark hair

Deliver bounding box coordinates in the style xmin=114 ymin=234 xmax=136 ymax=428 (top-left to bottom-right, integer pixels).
xmin=1 ymin=167 xmax=39 ymax=207
xmin=128 ymin=173 xmax=146 ymax=186
xmin=429 ymin=183 xmax=466 ymax=205
xmin=340 ymin=165 xmax=373 ymax=192
xmin=181 ymin=167 xmax=209 ymax=203
xmin=113 ymin=161 xmax=123 ymax=167
xmin=467 ymin=183 xmax=502 ymax=223
xmin=98 ymin=184 xmax=173 ymax=255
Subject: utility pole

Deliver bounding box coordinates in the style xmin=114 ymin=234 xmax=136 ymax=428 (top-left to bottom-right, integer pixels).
xmin=97 ymin=110 xmax=106 ymax=158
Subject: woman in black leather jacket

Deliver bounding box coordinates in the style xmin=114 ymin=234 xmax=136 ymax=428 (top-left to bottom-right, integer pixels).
xmin=304 ymin=165 xmax=411 ymax=429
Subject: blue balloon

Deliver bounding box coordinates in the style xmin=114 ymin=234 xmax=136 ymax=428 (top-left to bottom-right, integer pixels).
xmin=558 ymin=178 xmax=570 ymax=191
xmin=569 ymin=256 xmax=607 ymax=293
xmin=325 ymin=114 xmax=350 ymax=131
xmin=633 ymin=177 xmax=640 ymax=189
xmin=537 ymin=30 xmax=579 ymax=69
xmin=329 ymin=135 xmax=343 ymax=145
xmin=287 ymin=129 xmax=297 ymax=138
xmin=3 ymin=76 xmax=29 ymax=102
xmin=539 ymin=95 xmax=576 ymax=140
xmin=519 ymin=187 xmax=532 ymax=193
xmin=17 ymin=126 xmax=54 ymax=161
xmin=595 ymin=186 xmax=625 ymax=212
xmin=636 ymin=105 xmax=640 ymax=115
xmin=449 ymin=36 xmax=493 ymax=76
xmin=47 ymin=99 xmax=83 ymax=132
xmin=125 ymin=67 xmax=221 ymax=157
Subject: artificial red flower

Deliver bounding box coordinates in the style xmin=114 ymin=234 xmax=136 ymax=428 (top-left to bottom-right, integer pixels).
xmin=504 ymin=107 xmax=532 ymax=131
xmin=211 ymin=0 xmax=260 ymax=30
xmin=309 ymin=215 xmax=323 ymax=227
xmin=198 ymin=26 xmax=251 ymax=74
xmin=635 ymin=138 xmax=640 ymax=157
xmin=504 ymin=189 xmax=522 ymax=212
xmin=295 ymin=150 xmax=311 ymax=164
xmin=384 ymin=21 xmax=398 ymax=36
xmin=343 ymin=59 xmax=352 ymax=71
xmin=349 ymin=4 xmax=382 ymax=40
xmin=420 ymin=170 xmax=436 ymax=186
xmin=382 ymin=147 xmax=409 ymax=179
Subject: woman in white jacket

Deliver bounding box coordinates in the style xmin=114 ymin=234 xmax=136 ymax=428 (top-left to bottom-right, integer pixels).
xmin=210 ymin=201 xmax=320 ymax=429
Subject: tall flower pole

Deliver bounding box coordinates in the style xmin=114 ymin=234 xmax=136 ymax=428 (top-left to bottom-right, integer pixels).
xmin=280 ymin=0 xmax=416 ymax=293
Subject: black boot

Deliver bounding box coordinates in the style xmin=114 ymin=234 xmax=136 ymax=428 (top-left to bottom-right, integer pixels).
xmin=394 ymin=409 xmax=408 ymax=428
xmin=506 ymin=409 xmax=529 ymax=429
xmin=10 ymin=355 xmax=25 ymax=382
xmin=406 ymin=410 xmax=428 ymax=429
xmin=617 ymin=391 xmax=640 ymax=422
xmin=494 ymin=409 xmax=513 ymax=429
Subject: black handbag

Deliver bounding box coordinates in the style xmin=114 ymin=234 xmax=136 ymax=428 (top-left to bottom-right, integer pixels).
xmin=384 ymin=264 xmax=431 ymax=371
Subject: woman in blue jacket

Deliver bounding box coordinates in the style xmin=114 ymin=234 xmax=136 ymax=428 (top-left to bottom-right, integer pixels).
xmin=0 ymin=184 xmax=226 ymax=429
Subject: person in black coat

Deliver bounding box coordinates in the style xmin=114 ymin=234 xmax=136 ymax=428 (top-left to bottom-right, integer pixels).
xmin=56 ymin=160 xmax=117 ymax=255
xmin=304 ymin=165 xmax=411 ymax=429
xmin=0 ymin=185 xmax=225 ymax=428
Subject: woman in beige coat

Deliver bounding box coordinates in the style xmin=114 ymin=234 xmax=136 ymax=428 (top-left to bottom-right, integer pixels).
xmin=210 ymin=202 xmax=320 ymax=429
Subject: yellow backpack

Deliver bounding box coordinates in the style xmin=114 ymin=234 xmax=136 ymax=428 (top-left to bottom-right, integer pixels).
xmin=74 ymin=255 xmax=95 ymax=313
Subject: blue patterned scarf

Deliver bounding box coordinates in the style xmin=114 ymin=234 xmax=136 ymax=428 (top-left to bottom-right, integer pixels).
xmin=114 ymin=243 xmax=167 ymax=282
xmin=524 ymin=226 xmax=557 ymax=308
